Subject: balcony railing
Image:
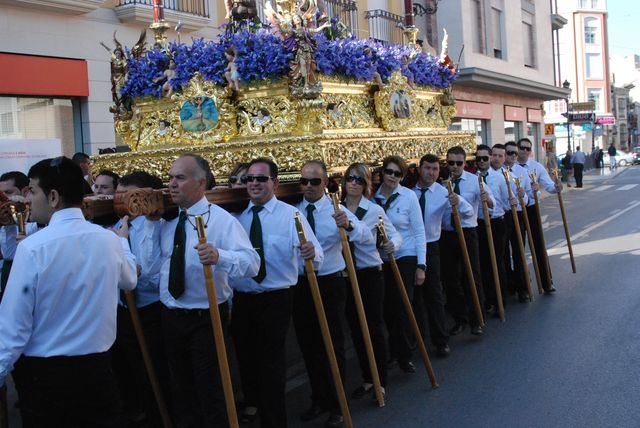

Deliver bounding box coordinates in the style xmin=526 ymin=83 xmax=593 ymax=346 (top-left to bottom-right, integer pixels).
xmin=365 ymin=9 xmax=404 ymax=45
xmin=117 ymin=0 xmax=209 ymax=18
xmin=253 ymin=0 xmax=358 ymax=34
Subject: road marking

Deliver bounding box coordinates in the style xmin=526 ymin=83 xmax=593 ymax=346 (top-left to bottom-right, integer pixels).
xmin=616 ymin=184 xmax=638 ymax=191
xmin=592 ymin=185 xmax=613 ymax=192
xmin=550 ymin=200 xmax=640 ymax=248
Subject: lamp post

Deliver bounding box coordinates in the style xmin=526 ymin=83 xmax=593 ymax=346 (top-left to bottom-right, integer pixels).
xmin=562 ymin=80 xmax=573 ymax=152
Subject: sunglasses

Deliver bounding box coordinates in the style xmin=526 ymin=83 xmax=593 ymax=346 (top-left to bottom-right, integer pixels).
xmin=241 ymin=175 xmax=271 ymax=184
xmin=447 ymin=160 xmax=464 ymax=166
xmin=383 ymin=168 xmax=403 ymax=178
xmin=346 ymin=175 xmax=365 ymax=185
xmin=229 ymin=176 xmax=240 ymax=184
xmin=300 ymin=177 xmax=322 ymax=186
xmin=475 ymin=156 xmax=489 ymax=162
xmin=518 ymin=145 xmax=532 ymax=151
xmin=506 ymin=150 xmax=518 ymax=156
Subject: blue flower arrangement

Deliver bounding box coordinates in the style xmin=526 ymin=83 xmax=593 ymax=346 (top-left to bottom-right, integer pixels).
xmin=120 ymin=25 xmax=455 ymax=99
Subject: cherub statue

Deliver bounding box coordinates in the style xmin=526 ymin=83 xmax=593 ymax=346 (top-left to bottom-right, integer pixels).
xmin=224 ymin=46 xmax=241 ymax=91
xmin=153 ymin=58 xmax=177 ymax=98
xmin=264 ymin=2 xmax=330 ymax=97
xmin=438 ymin=28 xmax=456 ymax=74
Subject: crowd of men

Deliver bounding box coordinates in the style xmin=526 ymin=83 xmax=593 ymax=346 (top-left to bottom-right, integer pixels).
xmin=0 ymin=137 xmax=562 ymax=428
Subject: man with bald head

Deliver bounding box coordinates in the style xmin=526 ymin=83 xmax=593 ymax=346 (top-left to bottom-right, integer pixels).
xmin=160 ymin=154 xmax=260 ymax=427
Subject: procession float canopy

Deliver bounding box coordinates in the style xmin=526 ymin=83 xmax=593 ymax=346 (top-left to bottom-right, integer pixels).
xmin=94 ymin=0 xmax=472 ymax=183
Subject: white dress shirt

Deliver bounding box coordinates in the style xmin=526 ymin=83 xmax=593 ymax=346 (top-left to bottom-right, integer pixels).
xmin=0 ymin=208 xmax=137 ymax=385
xmin=505 ymin=164 xmax=532 ymax=210
xmin=159 ymin=196 xmax=260 ymax=309
xmin=373 ymin=184 xmax=426 ymax=265
xmin=518 ymin=159 xmax=558 ymax=194
xmin=477 ymin=169 xmax=507 ymax=219
xmin=232 ymin=196 xmax=324 ymax=293
xmin=115 ymin=216 xmax=163 ymax=308
xmin=0 ymin=222 xmax=40 ymax=261
xmin=442 ymin=170 xmax=494 ymax=230
xmin=342 ymin=196 xmax=402 ymax=269
xmin=297 ymin=195 xmax=373 ymax=276
xmin=413 ymin=182 xmax=473 ymax=242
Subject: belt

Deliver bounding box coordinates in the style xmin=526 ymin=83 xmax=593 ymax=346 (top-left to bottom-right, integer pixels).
xmin=164 ymin=301 xmax=228 ymax=316
xmin=357 ymin=265 xmax=382 ymax=273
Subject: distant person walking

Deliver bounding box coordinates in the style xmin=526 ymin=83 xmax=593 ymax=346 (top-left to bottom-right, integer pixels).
xmin=571 ymin=146 xmax=586 ymax=188
xmin=561 ymin=149 xmax=573 ymax=187
xmin=608 ymin=144 xmax=617 ymax=170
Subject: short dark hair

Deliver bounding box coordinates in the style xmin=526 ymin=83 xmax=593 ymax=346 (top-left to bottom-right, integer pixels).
xmin=492 ymin=143 xmax=506 ymax=151
xmin=72 ymin=152 xmax=90 ymax=165
xmin=476 ymin=144 xmax=492 ymax=155
xmin=248 ymin=158 xmax=279 ymax=178
xmin=419 ymin=154 xmax=439 ymax=167
xmin=28 ymin=157 xmax=85 ymax=207
xmin=0 ymin=171 xmax=28 ymax=190
xmin=180 ymin=154 xmax=216 ymax=189
xmin=505 ymin=141 xmax=518 ymax=149
xmin=446 ymin=146 xmax=466 ymax=157
xmin=119 ymin=171 xmax=163 ymax=189
xmin=96 ymin=170 xmax=120 ymax=189
xmin=382 ymin=155 xmax=408 ymax=176
xmin=302 ymin=160 xmax=328 ymax=176
xmin=517 ymin=138 xmax=532 ymax=146
xmin=576 ymin=146 xmax=581 ymax=151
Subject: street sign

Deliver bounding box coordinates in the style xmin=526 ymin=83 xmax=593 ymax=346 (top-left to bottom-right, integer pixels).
xmin=568 ymin=101 xmax=595 ymax=111
xmin=544 ymin=124 xmax=555 ymax=135
xmin=582 ymin=122 xmax=593 ymax=131
xmin=568 ymin=112 xmax=596 ymax=123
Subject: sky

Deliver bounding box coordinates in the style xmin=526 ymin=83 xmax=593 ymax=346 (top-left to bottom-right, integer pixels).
xmin=607 ymin=0 xmax=640 ymax=58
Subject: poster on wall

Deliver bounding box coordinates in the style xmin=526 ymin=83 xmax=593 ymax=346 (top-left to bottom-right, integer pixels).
xmin=0 ymin=139 xmax=63 ymax=175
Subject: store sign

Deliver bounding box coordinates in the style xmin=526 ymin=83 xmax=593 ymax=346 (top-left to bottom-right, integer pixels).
xmin=527 ymin=108 xmax=543 ymax=123
xmin=544 ymin=124 xmax=555 ymax=135
xmin=567 ymin=112 xmax=595 ymax=123
xmin=504 ymin=106 xmax=526 ymax=121
xmin=455 ymin=100 xmax=492 ymax=119
xmin=0 ymin=139 xmax=62 ymax=174
xmin=568 ymin=101 xmax=595 ymax=111
xmin=595 ymin=115 xmax=615 ymax=124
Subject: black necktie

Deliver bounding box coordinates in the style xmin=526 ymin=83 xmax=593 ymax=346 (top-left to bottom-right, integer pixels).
xmin=306 ymin=204 xmax=316 ymax=234
xmin=250 ymin=206 xmax=266 ymax=283
xmin=519 ymin=163 xmax=527 ymax=168
xmin=374 ymin=193 xmax=400 ymax=212
xmin=345 ymin=206 xmax=368 ymax=270
xmin=168 ymin=210 xmax=187 ymax=299
xmin=419 ymin=188 xmax=428 ymax=217
xmin=453 ymin=178 xmax=461 ymax=195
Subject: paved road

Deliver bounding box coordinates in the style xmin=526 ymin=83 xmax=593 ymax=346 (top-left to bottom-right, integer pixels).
xmin=286 ymin=165 xmax=640 ymax=428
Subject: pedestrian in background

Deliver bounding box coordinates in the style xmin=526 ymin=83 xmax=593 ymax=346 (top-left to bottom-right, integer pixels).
xmin=561 ymin=149 xmax=572 ymax=187
xmin=571 ymin=146 xmax=586 ymax=188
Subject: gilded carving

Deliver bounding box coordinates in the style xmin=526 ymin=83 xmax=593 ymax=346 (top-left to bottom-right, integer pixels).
xmin=373 ymin=71 xmax=417 ymax=132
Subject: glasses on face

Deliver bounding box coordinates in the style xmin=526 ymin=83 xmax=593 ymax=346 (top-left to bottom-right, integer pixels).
xmin=383 ymin=168 xmax=403 ymax=178
xmin=518 ymin=145 xmax=532 ymax=152
xmin=346 ymin=175 xmax=365 ymax=185
xmin=241 ymin=175 xmax=271 ymax=184
xmin=506 ymin=150 xmax=518 ymax=156
xmin=447 ymin=160 xmax=464 ymax=166
xmin=475 ymin=156 xmax=489 ymax=162
xmin=300 ymin=177 xmax=322 ymax=186
xmin=229 ymin=176 xmax=239 ymax=184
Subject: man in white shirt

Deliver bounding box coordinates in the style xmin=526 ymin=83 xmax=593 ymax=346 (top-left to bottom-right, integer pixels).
xmin=570 ymin=146 xmax=586 ymax=188
xmin=295 ymin=160 xmax=373 ymax=428
xmin=441 ymin=146 xmax=494 ymax=336
xmin=516 ymin=138 xmax=560 ymax=293
xmin=231 ymin=158 xmax=321 ymax=428
xmin=159 ymin=154 xmax=260 ymax=427
xmin=94 ymin=169 xmax=119 ymax=195
xmin=413 ymin=154 xmax=471 ymax=356
xmin=0 ymin=156 xmax=137 ymax=426
xmin=111 ymin=171 xmax=171 ymax=427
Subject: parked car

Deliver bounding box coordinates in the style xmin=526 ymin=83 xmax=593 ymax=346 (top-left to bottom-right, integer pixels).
xmin=632 ymin=147 xmax=640 ymax=165
xmin=603 ymin=150 xmax=634 ymax=167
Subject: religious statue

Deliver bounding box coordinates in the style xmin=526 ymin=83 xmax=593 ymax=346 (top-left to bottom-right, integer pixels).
xmin=224 ymin=47 xmax=241 ymax=91
xmin=264 ymin=1 xmax=330 ymax=98
xmin=224 ymin=0 xmax=258 ymax=33
xmin=154 ymin=58 xmax=177 ymax=98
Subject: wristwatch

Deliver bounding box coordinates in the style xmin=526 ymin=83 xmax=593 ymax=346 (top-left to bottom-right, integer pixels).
xmin=417 ymin=264 xmax=426 ymax=271
xmin=345 ymin=221 xmax=354 ymax=232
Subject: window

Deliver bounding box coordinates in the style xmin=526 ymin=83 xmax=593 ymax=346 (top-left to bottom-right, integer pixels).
xmin=472 ymin=0 xmax=486 ymax=54
xmin=504 ymin=121 xmax=521 ymax=141
xmin=584 ymin=17 xmax=599 ymax=44
xmin=491 ymin=7 xmax=504 ymax=59
xmin=449 ymin=118 xmax=488 ymax=145
xmin=617 ymin=98 xmax=627 ymax=119
xmin=587 ymin=88 xmax=602 ymax=111
xmin=579 ymin=0 xmax=587 ymax=7
xmin=522 ymin=11 xmax=536 ymax=68
xmin=585 ymin=26 xmax=596 ymax=44
xmin=591 ymin=0 xmax=598 ymax=8
xmin=586 ymin=53 xmax=602 ymax=79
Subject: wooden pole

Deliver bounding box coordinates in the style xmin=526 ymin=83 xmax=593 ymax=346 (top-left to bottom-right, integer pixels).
xmin=376 ymin=217 xmax=439 ymax=389
xmin=528 ymin=171 xmax=553 ymax=285
xmin=501 ymin=169 xmax=534 ymax=302
xmin=515 ymin=178 xmax=543 ymax=295
xmin=195 ymin=216 xmax=239 ymax=428
xmin=123 ymin=291 xmax=173 ymax=428
xmin=478 ymin=176 xmax=505 ymax=322
xmin=445 ymin=181 xmax=485 ymax=326
xmin=552 ymin=169 xmax=577 ymax=273
xmin=294 ymin=213 xmax=353 ymax=427
xmin=329 ymin=193 xmax=384 ymax=407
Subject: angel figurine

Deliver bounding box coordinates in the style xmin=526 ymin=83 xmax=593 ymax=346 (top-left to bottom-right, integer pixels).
xmin=224 ymin=47 xmax=241 ymax=91
xmin=153 ymin=58 xmax=177 ymax=98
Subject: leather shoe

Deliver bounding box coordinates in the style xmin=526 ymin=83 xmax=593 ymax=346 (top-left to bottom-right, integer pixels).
xmin=351 ymin=383 xmax=373 ymax=399
xmin=436 ymin=344 xmax=450 ymax=358
xmin=300 ymin=404 xmax=327 ymax=422
xmin=449 ymin=323 xmax=466 ymax=336
xmin=544 ymin=286 xmax=557 ymax=294
xmin=470 ymin=325 xmax=483 ymax=336
xmin=518 ymin=292 xmax=530 ymax=303
xmin=324 ymin=413 xmax=344 ymax=428
xmin=398 ymin=360 xmax=416 ymax=373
